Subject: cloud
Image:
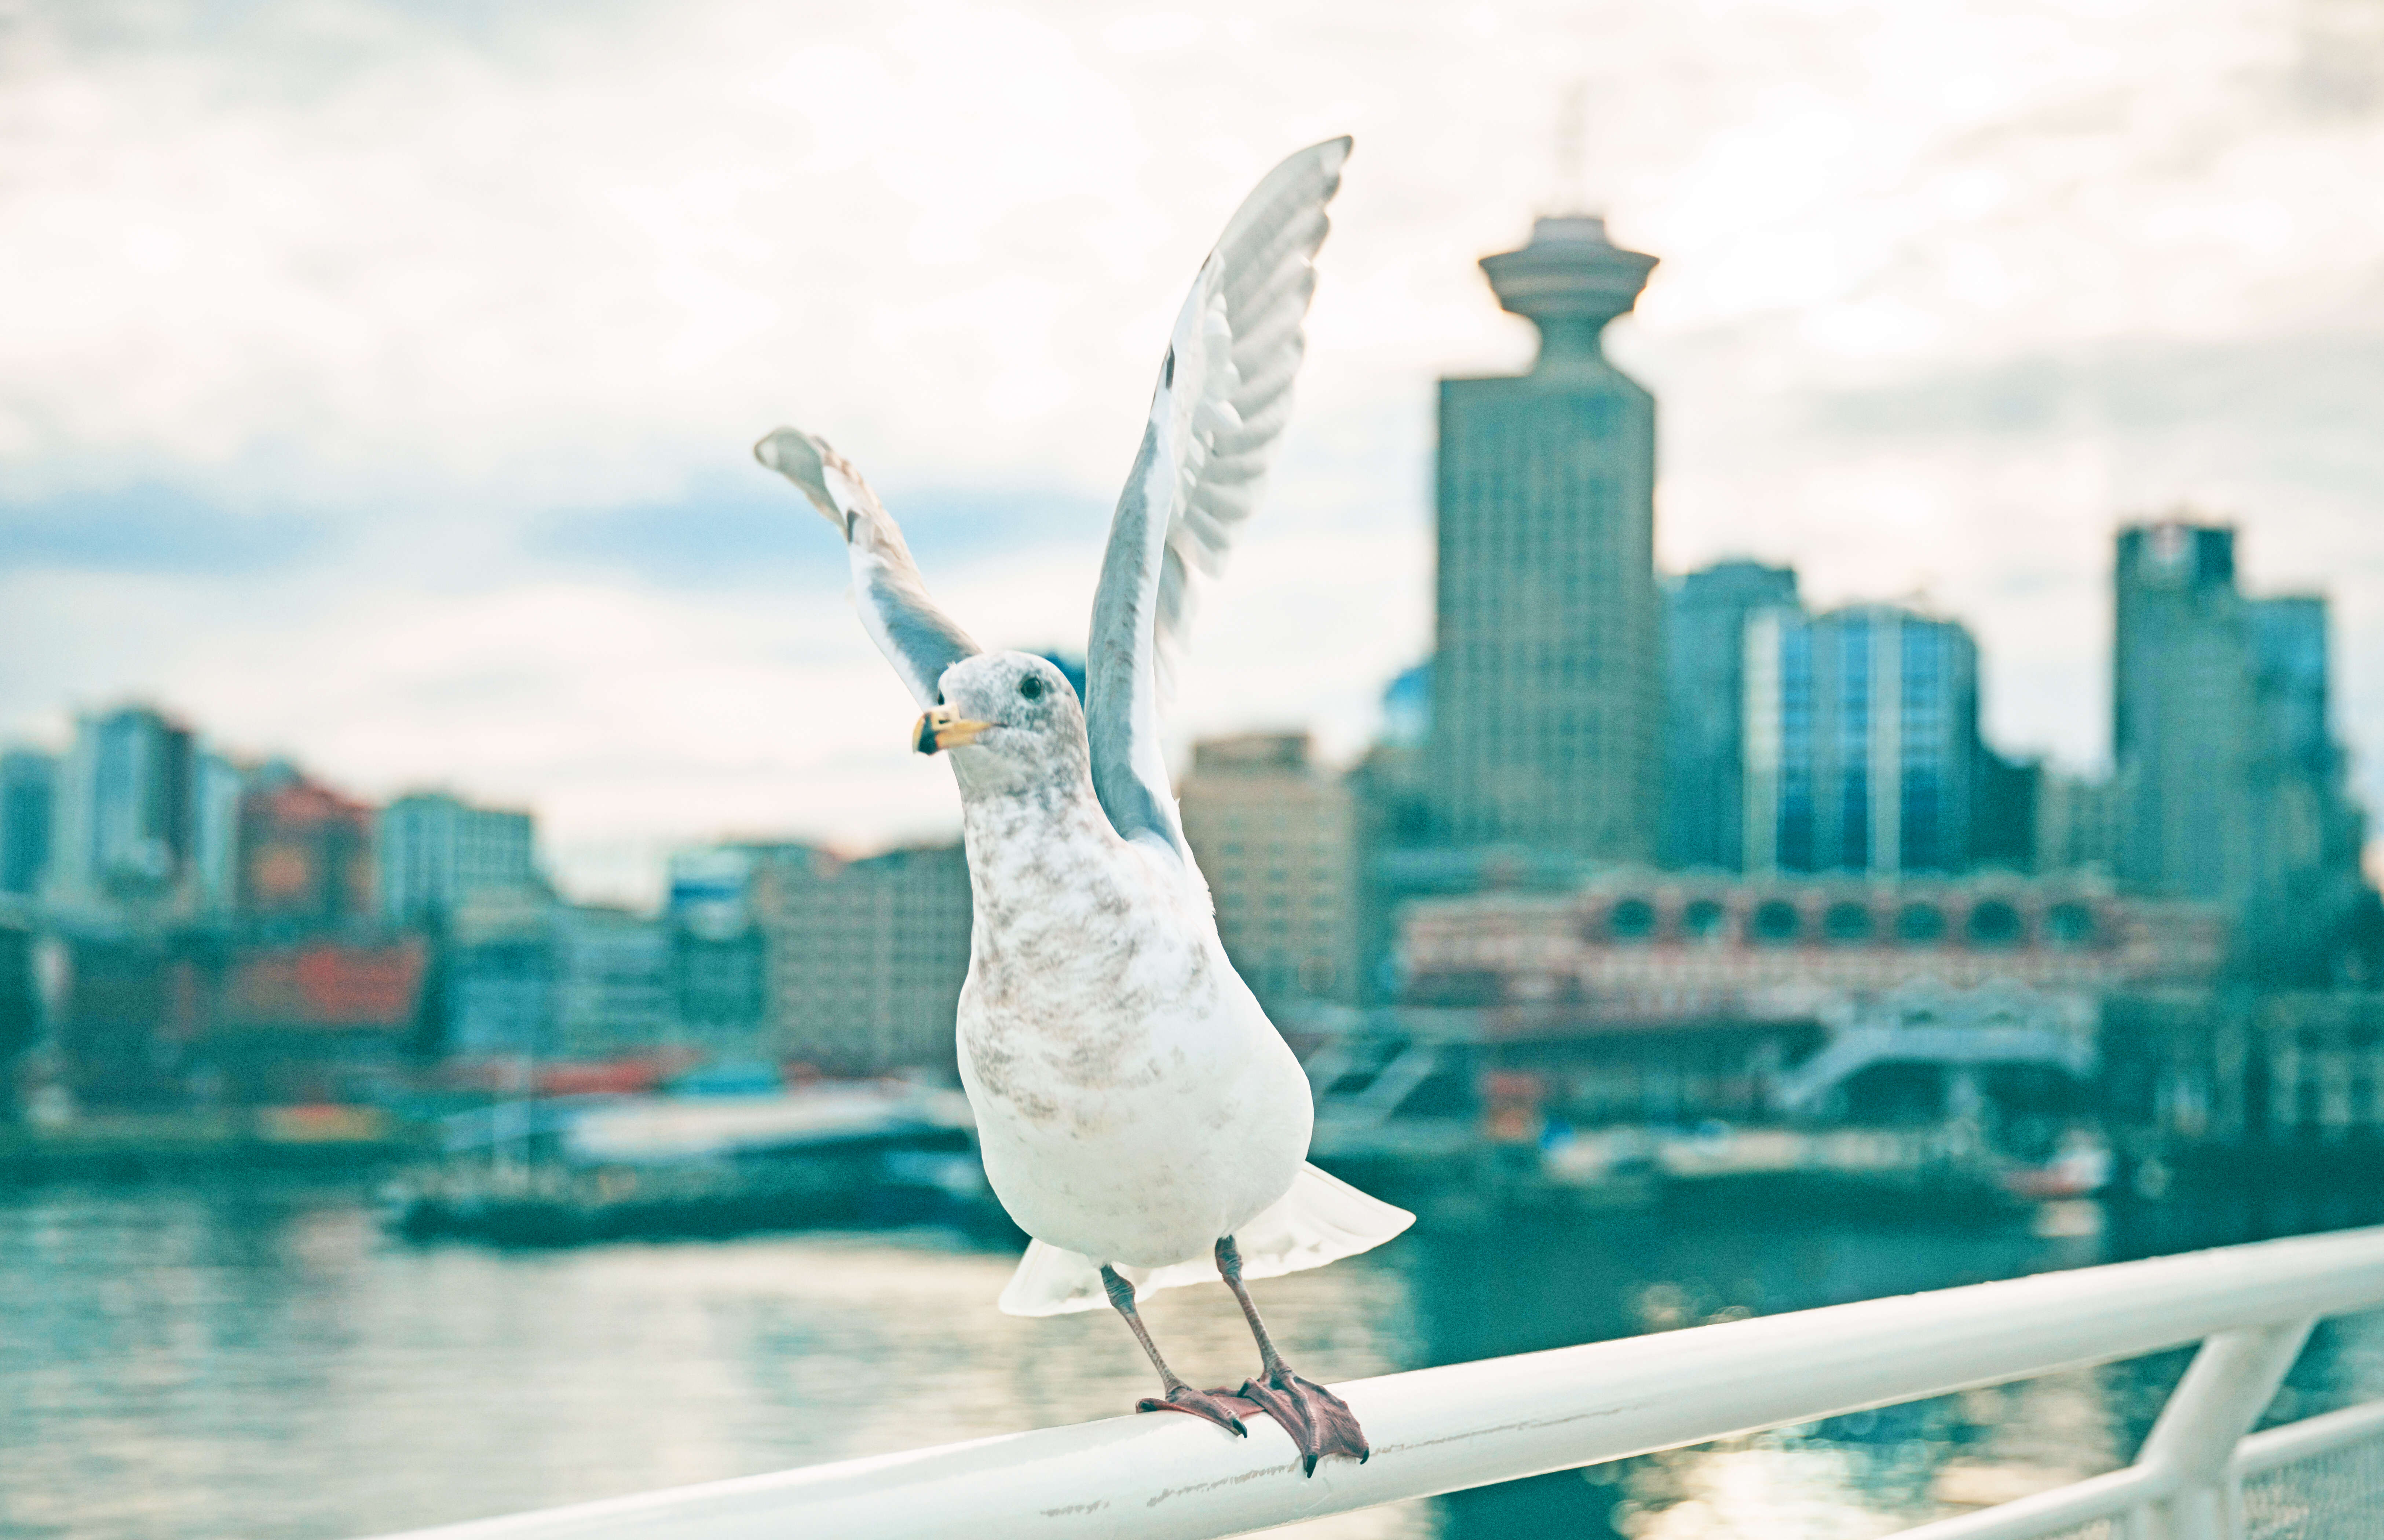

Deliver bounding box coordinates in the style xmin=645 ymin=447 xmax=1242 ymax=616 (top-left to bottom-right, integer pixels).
xmin=6 ymin=0 xmax=2384 ymax=900
xmin=0 ymin=483 xmax=329 ymax=575
xmin=528 ymin=472 xmax=1111 ymax=590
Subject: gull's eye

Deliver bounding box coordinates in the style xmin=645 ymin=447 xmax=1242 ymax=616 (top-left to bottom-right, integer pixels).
xmin=1019 ymin=675 xmax=1045 ymax=701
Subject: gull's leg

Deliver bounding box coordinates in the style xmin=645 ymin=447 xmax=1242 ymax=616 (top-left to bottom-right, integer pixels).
xmin=1215 ymin=1236 xmax=1372 ymax=1475
xmin=1104 ymin=1264 xmax=1253 ymax=1437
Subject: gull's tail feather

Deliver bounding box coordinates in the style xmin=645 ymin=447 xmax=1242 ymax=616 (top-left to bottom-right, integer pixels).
xmin=995 ymin=1162 xmax=1415 ymax=1317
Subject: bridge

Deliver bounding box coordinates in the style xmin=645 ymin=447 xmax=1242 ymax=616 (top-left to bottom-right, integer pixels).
xmin=1769 ymin=1024 xmax=2098 ymax=1115
xmin=369 ymin=1225 xmax=2384 ymax=1540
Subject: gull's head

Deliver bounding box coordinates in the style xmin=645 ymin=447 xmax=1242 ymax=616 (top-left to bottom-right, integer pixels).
xmin=914 ymin=652 xmax=1087 ymax=792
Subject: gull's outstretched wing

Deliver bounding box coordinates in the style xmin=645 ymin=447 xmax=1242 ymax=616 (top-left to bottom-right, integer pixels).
xmin=1087 ymin=136 xmax=1349 ymax=859
xmin=755 ymin=427 xmax=980 ymax=708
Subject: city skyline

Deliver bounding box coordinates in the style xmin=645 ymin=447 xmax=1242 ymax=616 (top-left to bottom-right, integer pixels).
xmin=6 ymin=0 xmax=2383 ymax=904
xmin=8 ymin=506 xmax=2363 ymax=925
xmin=4 ymin=504 xmax=2373 ymax=913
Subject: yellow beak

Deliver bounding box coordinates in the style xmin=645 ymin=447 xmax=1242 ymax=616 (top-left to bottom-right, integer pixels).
xmin=913 ymin=707 xmax=993 ymax=755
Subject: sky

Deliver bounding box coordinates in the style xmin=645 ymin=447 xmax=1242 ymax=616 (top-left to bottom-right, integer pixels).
xmin=4 ymin=0 xmax=2382 ymax=905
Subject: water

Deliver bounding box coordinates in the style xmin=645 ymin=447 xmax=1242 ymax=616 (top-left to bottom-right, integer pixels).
xmin=3 ymin=1179 xmax=2381 ymax=1540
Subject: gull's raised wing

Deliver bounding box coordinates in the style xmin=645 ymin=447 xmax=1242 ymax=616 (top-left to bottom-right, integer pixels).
xmin=1086 ymin=136 xmax=1349 ymax=859
xmin=755 ymin=427 xmax=980 ymax=708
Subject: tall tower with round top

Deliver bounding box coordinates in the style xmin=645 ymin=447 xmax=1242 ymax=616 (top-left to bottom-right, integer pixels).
xmin=1426 ymin=214 xmax=1663 ymax=862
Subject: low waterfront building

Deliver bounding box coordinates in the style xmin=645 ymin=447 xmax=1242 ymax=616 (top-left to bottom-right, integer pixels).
xmin=0 ymin=910 xmax=33 ymax=1119
xmin=42 ymin=930 xmax=429 ymax=1109
xmin=47 ymin=935 xmax=189 ymax=1109
xmin=547 ymin=905 xmax=675 ymax=1061
xmin=749 ymin=843 xmax=972 ymax=1077
xmin=1400 ymin=870 xmax=2223 ymax=1016
xmin=665 ymin=846 xmax=769 ymax=1060
xmin=1391 ymin=870 xmax=2226 ymax=1130
xmin=1178 ymin=733 xmax=1358 ymax=1008
xmin=2105 ymin=990 xmax=2384 ymax=1155
xmin=439 ymin=884 xmax=555 ymax=1061
xmin=194 ymin=937 xmax=431 ymax=1104
xmin=377 ymin=791 xmax=540 ymax=927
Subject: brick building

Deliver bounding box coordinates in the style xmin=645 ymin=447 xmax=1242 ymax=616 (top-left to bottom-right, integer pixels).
xmin=1178 ymin=733 xmax=1357 ymax=1007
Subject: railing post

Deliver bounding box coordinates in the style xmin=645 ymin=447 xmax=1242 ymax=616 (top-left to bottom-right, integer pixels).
xmin=2134 ymin=1319 xmax=2313 ymax=1540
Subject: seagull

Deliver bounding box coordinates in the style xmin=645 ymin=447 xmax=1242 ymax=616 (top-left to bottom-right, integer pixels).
xmin=754 ymin=137 xmax=1412 ymax=1474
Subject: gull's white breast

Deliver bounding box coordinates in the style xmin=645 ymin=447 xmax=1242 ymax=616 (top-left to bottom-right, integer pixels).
xmin=955 ymin=813 xmax=1312 ymax=1269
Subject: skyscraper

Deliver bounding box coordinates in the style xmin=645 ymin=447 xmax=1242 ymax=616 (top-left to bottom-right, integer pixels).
xmin=43 ymin=708 xmax=246 ymax=925
xmin=2113 ymin=521 xmax=2259 ymax=900
xmin=191 ymin=751 xmax=243 ymax=917
xmin=2241 ymin=591 xmax=2370 ymax=962
xmin=1743 ymin=604 xmax=1982 ymax=875
xmin=0 ymin=750 xmax=55 ymax=899
xmin=45 ymin=706 xmax=200 ymax=920
xmin=1662 ymin=561 xmax=1799 ymax=870
xmin=2113 ymin=519 xmax=2371 ymax=978
xmin=1426 ymin=215 xmax=1663 ymax=862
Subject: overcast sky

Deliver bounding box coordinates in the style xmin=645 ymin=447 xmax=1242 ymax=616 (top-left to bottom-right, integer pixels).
xmin=5 ymin=0 xmax=2381 ymax=904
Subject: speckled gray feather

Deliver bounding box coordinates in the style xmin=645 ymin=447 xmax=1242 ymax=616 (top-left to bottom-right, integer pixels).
xmin=753 ymin=426 xmax=979 ymax=708
xmin=1085 ymin=136 xmax=1349 ymax=861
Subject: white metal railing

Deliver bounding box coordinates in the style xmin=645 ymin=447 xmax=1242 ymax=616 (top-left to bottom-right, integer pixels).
xmin=370 ymin=1225 xmax=2384 ymax=1540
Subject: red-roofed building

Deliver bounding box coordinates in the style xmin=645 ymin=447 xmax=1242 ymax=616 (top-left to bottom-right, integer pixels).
xmin=238 ymin=770 xmax=375 ymax=930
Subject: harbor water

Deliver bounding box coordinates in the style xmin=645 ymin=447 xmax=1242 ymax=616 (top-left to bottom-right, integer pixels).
xmin=6 ymin=1177 xmax=2384 ymax=1540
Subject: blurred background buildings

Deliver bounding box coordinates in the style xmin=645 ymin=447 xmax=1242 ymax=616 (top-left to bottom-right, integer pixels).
xmin=0 ymin=201 xmax=2376 ymax=1176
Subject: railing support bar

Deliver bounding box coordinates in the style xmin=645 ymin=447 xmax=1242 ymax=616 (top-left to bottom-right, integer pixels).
xmin=2136 ymin=1318 xmax=2314 ymax=1540
xmin=1881 ymin=1462 xmax=2173 ymax=1540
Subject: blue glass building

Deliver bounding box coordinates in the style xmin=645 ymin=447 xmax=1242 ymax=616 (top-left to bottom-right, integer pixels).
xmin=1662 ymin=561 xmax=1800 ymax=870
xmin=2249 ymin=595 xmax=2330 ymax=778
xmin=1744 ymin=605 xmax=1981 ymax=875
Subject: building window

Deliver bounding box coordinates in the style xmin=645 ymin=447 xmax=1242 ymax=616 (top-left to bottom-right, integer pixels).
xmin=2045 ymin=902 xmax=2095 ymax=946
xmin=1751 ymin=901 xmax=1802 ymax=945
xmin=1607 ymin=898 xmax=1656 ymax=942
xmin=1896 ymin=903 xmax=1946 ymax=944
xmin=1822 ymin=902 xmax=1873 ymax=944
xmin=1967 ymin=901 xmax=2024 ymax=948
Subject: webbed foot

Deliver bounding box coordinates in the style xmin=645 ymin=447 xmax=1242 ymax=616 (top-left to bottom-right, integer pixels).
xmin=1136 ymin=1383 xmax=1259 ymax=1437
xmin=1236 ymin=1371 xmax=1371 ymax=1475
